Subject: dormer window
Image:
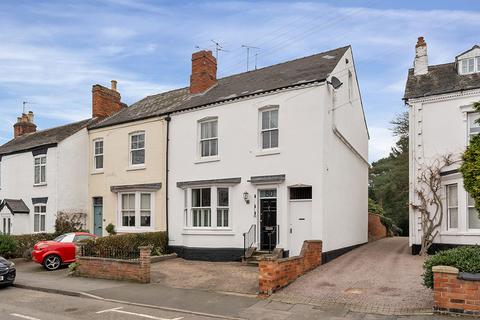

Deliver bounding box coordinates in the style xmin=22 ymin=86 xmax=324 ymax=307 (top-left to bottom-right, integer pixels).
xmin=459 ymin=57 xmax=480 ymax=75
xmin=461 ymin=58 xmax=476 ymax=74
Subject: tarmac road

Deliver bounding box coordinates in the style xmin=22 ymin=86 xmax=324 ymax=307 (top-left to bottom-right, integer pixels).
xmin=0 ymin=286 xmax=218 ymax=320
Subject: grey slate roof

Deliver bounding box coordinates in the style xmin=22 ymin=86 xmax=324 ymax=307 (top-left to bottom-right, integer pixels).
xmin=404 ymin=62 xmax=480 ymax=100
xmin=0 ymin=118 xmax=95 ymax=156
xmin=2 ymin=199 xmax=30 ymax=214
xmin=90 ymin=46 xmax=350 ymax=129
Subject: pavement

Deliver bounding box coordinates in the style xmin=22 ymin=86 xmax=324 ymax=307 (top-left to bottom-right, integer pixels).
xmin=10 ymin=237 xmax=444 ymax=319
xmin=272 ymin=237 xmax=433 ymax=315
xmin=0 ymin=286 xmax=456 ymax=320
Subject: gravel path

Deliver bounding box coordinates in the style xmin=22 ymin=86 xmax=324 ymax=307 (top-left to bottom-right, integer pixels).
xmin=272 ymin=237 xmax=433 ymax=314
xmin=151 ymin=258 xmax=259 ymax=294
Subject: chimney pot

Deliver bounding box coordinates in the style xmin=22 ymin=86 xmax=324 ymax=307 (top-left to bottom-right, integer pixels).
xmin=190 ymin=50 xmax=217 ymax=94
xmin=13 ymin=111 xmax=36 ymax=138
xmin=414 ymin=36 xmax=428 ymax=76
xmin=111 ymin=80 xmax=117 ymax=91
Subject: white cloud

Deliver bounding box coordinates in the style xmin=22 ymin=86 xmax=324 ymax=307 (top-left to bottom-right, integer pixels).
xmin=0 ymin=0 xmax=478 ymax=148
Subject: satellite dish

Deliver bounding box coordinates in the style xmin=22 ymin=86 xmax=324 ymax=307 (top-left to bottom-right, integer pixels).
xmin=328 ymin=76 xmax=343 ymax=90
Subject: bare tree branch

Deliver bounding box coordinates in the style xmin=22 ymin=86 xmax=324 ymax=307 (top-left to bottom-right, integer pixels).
xmin=411 ymin=154 xmax=459 ymax=256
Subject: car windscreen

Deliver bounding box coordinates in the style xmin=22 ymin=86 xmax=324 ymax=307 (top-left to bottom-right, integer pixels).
xmin=53 ymin=234 xmax=67 ymax=242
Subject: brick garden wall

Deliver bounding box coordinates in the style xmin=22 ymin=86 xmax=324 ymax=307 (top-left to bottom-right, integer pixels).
xmin=259 ymin=240 xmax=322 ymax=295
xmin=75 ymin=246 xmax=151 ymax=283
xmin=433 ymin=266 xmax=480 ymax=316
xmin=368 ymin=213 xmax=387 ymax=241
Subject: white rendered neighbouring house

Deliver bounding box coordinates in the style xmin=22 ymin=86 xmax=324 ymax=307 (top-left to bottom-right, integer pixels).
xmin=0 ymin=83 xmax=124 ymax=235
xmin=144 ymin=46 xmax=368 ymax=261
xmin=404 ymin=37 xmax=480 ymax=254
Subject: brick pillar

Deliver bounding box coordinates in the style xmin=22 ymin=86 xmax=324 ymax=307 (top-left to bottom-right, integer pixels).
xmin=432 ymin=265 xmax=480 ymax=315
xmin=259 ymin=257 xmax=279 ymax=295
xmin=75 ymin=244 xmax=84 ymax=260
xmin=139 ymin=246 xmax=151 ymax=284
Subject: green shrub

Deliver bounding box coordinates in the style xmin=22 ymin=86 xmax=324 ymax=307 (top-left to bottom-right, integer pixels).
xmin=83 ymin=232 xmax=167 ymax=259
xmin=105 ymin=223 xmax=116 ymax=235
xmin=0 ymin=235 xmax=17 ymax=258
xmin=11 ymin=233 xmax=56 ymax=260
xmin=423 ymin=246 xmax=480 ymax=289
xmin=460 ymin=101 xmax=480 ymax=216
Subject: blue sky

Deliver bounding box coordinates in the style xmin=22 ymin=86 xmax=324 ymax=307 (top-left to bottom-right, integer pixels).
xmin=1 ymin=0 xmax=479 ymax=161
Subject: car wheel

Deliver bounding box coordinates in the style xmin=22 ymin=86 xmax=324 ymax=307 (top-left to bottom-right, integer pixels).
xmin=44 ymin=255 xmax=61 ymax=271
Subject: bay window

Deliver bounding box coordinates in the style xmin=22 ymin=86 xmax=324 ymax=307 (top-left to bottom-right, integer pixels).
xmin=446 ymin=184 xmax=458 ymax=230
xmin=186 ymin=187 xmax=230 ymax=229
xmin=467 ymin=194 xmax=480 ymax=230
xmin=119 ymin=192 xmax=153 ymax=230
xmin=192 ymin=188 xmax=211 ymax=227
xmin=217 ymin=188 xmax=229 ymax=227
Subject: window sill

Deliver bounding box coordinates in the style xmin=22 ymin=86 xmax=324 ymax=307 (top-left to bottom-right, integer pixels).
xmin=255 ymin=148 xmax=281 ymax=157
xmin=441 ymin=231 xmax=480 ymax=236
xmin=33 ymin=183 xmax=47 ymax=187
xmin=127 ymin=165 xmax=146 ymax=171
xmin=116 ymin=227 xmax=155 ymax=233
xmin=194 ymin=157 xmax=220 ymax=164
xmin=182 ymin=228 xmax=234 ymax=235
xmin=91 ymin=170 xmax=104 ymax=175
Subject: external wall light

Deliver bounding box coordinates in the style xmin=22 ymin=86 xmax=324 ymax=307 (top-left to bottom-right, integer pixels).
xmin=243 ymin=191 xmax=250 ymax=204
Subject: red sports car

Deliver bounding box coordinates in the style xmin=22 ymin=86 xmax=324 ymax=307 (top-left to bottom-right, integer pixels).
xmin=32 ymin=232 xmax=96 ymax=270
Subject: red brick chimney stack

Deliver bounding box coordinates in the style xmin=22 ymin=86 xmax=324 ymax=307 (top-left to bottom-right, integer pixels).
xmin=14 ymin=111 xmax=37 ymax=138
xmin=190 ymin=50 xmax=217 ymax=94
xmin=92 ymin=80 xmax=123 ymax=118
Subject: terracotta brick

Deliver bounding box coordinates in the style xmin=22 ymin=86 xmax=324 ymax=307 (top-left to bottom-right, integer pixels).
xmin=433 ymin=269 xmax=480 ymax=315
xmin=92 ymin=83 xmax=123 ymax=118
xmin=258 ymin=240 xmax=322 ymax=295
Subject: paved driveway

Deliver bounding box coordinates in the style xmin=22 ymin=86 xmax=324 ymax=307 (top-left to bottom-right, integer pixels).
xmin=272 ymin=237 xmax=433 ymax=315
xmin=151 ymin=258 xmax=259 ymax=295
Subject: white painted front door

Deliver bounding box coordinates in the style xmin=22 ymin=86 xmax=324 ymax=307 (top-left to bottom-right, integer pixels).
xmin=289 ymin=200 xmax=312 ymax=256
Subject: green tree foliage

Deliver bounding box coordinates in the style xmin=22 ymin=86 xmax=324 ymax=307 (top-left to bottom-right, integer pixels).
xmin=368 ymin=198 xmax=384 ymax=215
xmin=460 ymin=102 xmax=480 ymax=217
xmin=369 ymin=112 xmax=409 ymax=235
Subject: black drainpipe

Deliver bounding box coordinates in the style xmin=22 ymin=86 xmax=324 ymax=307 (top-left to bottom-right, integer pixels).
xmin=164 ymin=114 xmax=171 ymax=250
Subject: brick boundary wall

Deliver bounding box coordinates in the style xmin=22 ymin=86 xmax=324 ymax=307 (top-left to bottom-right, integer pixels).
xmin=75 ymin=246 xmax=151 ymax=283
xmin=433 ymin=265 xmax=480 ymax=316
xmin=259 ymin=240 xmax=322 ymax=295
xmin=368 ymin=213 xmax=387 ymax=241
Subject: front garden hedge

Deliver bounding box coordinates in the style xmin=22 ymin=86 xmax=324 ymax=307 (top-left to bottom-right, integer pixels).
xmin=423 ymin=246 xmax=480 ymax=288
xmin=0 ymin=233 xmax=56 ymax=259
xmin=82 ymin=231 xmax=168 ymax=259
xmin=0 ymin=235 xmax=18 ymax=258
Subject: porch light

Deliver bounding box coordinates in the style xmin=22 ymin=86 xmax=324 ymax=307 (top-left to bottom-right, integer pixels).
xmin=243 ymin=191 xmax=250 ymax=204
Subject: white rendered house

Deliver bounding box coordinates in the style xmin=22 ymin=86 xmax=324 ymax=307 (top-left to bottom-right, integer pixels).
xmin=0 ymin=116 xmax=91 ymax=235
xmin=139 ymin=47 xmax=369 ymax=261
xmin=0 ymin=83 xmax=124 ymax=235
xmin=405 ymin=37 xmax=480 ymax=253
